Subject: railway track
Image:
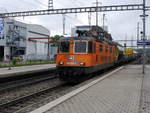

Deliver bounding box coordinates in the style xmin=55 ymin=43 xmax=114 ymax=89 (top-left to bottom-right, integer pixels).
xmin=0 ymin=73 xmax=57 ymax=92
xmin=0 ymin=81 xmax=66 ymax=113
xmin=0 ymin=65 xmax=123 ymax=113
xmin=0 ymin=70 xmax=62 ymax=113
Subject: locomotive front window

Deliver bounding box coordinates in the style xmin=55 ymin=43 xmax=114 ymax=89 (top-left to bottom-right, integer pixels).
xmin=59 ymin=41 xmax=70 ymax=53
xmin=75 ymin=41 xmax=87 ymax=53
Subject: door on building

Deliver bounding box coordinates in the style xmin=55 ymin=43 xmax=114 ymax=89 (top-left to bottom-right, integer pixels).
xmin=0 ymin=46 xmax=4 ymax=61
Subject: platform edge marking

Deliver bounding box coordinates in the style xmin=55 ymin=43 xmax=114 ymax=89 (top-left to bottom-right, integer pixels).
xmin=30 ymin=66 xmax=124 ymax=113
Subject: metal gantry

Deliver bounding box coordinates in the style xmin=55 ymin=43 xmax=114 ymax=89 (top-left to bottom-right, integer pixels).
xmin=0 ymin=4 xmax=149 ymax=18
xmin=48 ymin=0 xmax=53 ymax=9
xmin=0 ymin=1 xmax=150 ymax=73
xmin=146 ymin=6 xmax=150 ymax=10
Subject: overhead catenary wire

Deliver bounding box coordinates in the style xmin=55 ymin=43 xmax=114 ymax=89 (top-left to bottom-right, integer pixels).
xmin=33 ymin=0 xmax=48 ymax=7
xmin=16 ymin=0 xmax=47 ymax=9
xmin=56 ymin=0 xmax=72 ymax=8
xmin=71 ymin=0 xmax=85 ymax=6
xmin=66 ymin=15 xmax=84 ymax=24
xmin=54 ymin=0 xmax=84 ymax=24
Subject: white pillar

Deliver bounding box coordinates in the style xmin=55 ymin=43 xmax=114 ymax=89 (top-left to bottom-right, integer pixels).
xmin=4 ymin=46 xmax=10 ymax=61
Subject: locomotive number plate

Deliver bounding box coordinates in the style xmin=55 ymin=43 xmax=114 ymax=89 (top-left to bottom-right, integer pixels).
xmin=66 ymin=62 xmax=77 ymax=64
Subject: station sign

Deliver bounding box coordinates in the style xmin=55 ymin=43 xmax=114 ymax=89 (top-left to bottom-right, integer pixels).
xmin=137 ymin=41 xmax=150 ymax=46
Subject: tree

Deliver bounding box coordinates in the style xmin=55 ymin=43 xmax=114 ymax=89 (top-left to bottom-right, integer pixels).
xmin=51 ymin=35 xmax=63 ymax=46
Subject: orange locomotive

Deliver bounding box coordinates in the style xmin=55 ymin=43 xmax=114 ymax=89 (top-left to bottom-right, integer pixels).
xmin=56 ymin=26 xmax=119 ymax=83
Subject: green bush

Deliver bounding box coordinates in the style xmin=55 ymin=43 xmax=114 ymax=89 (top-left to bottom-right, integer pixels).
xmin=0 ymin=60 xmax=55 ymax=68
xmin=12 ymin=59 xmax=17 ymax=65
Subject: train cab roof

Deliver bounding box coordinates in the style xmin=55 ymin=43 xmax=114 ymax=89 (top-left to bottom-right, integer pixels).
xmin=59 ymin=36 xmax=123 ymax=47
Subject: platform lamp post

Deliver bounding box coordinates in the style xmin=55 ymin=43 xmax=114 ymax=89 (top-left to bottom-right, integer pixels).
xmin=47 ymin=38 xmax=50 ymax=61
xmin=124 ymin=43 xmax=127 ymax=53
xmin=47 ymin=32 xmax=51 ymax=61
xmin=8 ymin=46 xmax=12 ymax=70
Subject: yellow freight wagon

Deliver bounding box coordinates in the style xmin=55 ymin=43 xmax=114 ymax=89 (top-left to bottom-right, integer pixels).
xmin=125 ymin=49 xmax=134 ymax=55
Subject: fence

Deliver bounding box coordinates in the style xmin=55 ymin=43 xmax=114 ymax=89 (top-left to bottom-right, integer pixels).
xmin=23 ymin=54 xmax=54 ymax=61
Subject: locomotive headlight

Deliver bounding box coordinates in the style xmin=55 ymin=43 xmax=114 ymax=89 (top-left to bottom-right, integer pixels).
xmin=59 ymin=62 xmax=64 ymax=65
xmin=68 ymin=56 xmax=74 ymax=60
xmin=80 ymin=62 xmax=85 ymax=66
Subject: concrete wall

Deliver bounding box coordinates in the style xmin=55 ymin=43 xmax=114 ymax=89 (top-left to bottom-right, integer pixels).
xmin=4 ymin=46 xmax=10 ymax=61
xmin=50 ymin=46 xmax=57 ymax=60
xmin=25 ymin=24 xmax=50 ymax=61
xmin=26 ymin=41 xmax=37 ymax=55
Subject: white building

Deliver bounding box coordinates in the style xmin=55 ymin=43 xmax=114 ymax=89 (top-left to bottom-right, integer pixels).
xmin=0 ymin=18 xmax=57 ymax=61
xmin=25 ymin=24 xmax=50 ymax=61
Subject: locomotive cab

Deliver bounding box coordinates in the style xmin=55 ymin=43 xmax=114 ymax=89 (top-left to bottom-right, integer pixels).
xmin=56 ymin=37 xmax=98 ymax=83
xmin=57 ymin=38 xmax=96 ymax=68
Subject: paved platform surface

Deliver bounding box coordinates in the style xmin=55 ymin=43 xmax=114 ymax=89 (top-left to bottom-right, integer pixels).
xmin=0 ymin=64 xmax=56 ymax=78
xmin=140 ymin=65 xmax=150 ymax=113
xmin=31 ymin=65 xmax=150 ymax=113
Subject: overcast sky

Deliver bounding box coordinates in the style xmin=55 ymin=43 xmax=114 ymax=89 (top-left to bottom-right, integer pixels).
xmin=0 ymin=0 xmax=150 ymax=46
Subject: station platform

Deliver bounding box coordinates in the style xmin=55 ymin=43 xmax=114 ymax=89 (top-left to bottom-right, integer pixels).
xmin=30 ymin=65 xmax=150 ymax=113
xmin=0 ymin=64 xmax=56 ymax=78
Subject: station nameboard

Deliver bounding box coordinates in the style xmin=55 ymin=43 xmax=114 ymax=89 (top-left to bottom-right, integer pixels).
xmin=137 ymin=41 xmax=150 ymax=46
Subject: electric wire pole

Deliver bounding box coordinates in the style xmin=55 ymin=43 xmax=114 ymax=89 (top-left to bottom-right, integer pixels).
xmin=48 ymin=0 xmax=53 ymax=60
xmin=141 ymin=0 xmax=148 ymax=74
xmin=102 ymin=13 xmax=106 ymax=30
xmin=88 ymin=12 xmax=91 ymax=26
xmin=48 ymin=0 xmax=53 ymax=9
xmin=47 ymin=31 xmax=51 ymax=60
xmin=62 ymin=14 xmax=66 ymax=35
xmin=142 ymin=1 xmax=146 ymax=74
xmin=124 ymin=35 xmax=127 ymax=51
xmin=94 ymin=0 xmax=101 ymax=26
xmin=137 ymin=22 xmax=140 ymax=49
xmin=96 ymin=0 xmax=98 ymax=26
xmin=131 ymin=36 xmax=134 ymax=48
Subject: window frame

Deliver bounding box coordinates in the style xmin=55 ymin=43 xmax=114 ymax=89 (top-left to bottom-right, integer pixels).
xmin=74 ymin=41 xmax=88 ymax=54
xmin=99 ymin=44 xmax=103 ymax=52
xmin=110 ymin=47 xmax=113 ymax=53
xmin=88 ymin=41 xmax=94 ymax=54
xmin=105 ymin=46 xmax=108 ymax=53
xmin=58 ymin=41 xmax=70 ymax=53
